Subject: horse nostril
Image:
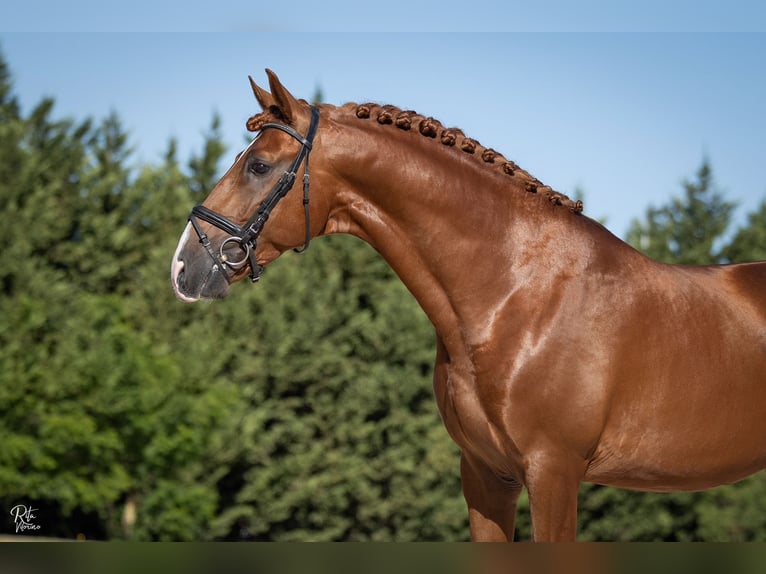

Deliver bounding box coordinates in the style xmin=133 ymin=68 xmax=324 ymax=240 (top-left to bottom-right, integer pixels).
xmin=171 ymin=257 xmax=186 ymax=289
xmin=178 ymin=262 xmax=187 ymax=287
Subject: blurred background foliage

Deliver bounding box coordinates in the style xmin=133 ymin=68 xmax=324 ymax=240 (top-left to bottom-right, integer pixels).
xmin=1 ymin=48 xmax=765 ymax=541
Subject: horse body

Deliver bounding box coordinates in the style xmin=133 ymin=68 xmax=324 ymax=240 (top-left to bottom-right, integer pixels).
xmin=583 ymin=263 xmax=766 ymax=491
xmin=171 ymin=71 xmax=766 ymax=540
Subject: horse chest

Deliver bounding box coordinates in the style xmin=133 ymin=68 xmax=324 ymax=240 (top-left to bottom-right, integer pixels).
xmin=432 ymin=361 xmax=525 ymax=474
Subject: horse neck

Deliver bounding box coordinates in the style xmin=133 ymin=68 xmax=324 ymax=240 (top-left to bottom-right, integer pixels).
xmin=320 ymin=106 xmax=619 ymax=348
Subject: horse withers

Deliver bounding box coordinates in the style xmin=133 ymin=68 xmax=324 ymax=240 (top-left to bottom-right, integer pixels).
xmin=171 ymin=70 xmax=766 ymax=541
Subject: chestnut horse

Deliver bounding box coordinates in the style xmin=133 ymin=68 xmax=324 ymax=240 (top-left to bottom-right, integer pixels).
xmin=171 ymin=70 xmax=766 ymax=541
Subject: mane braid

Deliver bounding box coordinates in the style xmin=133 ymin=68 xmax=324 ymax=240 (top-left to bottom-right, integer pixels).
xmin=350 ymin=102 xmax=584 ymax=214
xmin=246 ymin=111 xmax=271 ymax=132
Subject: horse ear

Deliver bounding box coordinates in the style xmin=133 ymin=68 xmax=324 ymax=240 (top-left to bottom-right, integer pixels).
xmin=249 ymin=75 xmax=274 ymax=110
xmin=265 ymin=68 xmax=298 ymax=124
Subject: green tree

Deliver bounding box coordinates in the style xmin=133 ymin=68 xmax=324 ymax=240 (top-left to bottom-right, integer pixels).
xmin=0 ymin=48 xmax=467 ymax=541
xmin=722 ymin=200 xmax=766 ymax=263
xmin=626 ymin=159 xmax=735 ymax=264
xmin=204 ymin=236 xmax=467 ymax=541
xmin=0 ymin=49 xmax=240 ymax=539
xmin=188 ymin=113 xmax=226 ymax=198
xmin=312 ymin=84 xmax=324 ymax=105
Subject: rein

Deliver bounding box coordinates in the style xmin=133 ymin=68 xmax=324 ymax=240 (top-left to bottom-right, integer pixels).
xmin=188 ymin=106 xmax=320 ymax=282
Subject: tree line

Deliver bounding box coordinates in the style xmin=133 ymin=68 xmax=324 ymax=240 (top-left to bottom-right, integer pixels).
xmin=1 ymin=49 xmax=765 ymax=540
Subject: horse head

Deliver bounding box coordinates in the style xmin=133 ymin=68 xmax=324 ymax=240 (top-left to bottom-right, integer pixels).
xmin=171 ymin=70 xmax=324 ymax=302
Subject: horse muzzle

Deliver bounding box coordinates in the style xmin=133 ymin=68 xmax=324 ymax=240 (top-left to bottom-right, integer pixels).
xmin=171 ymin=223 xmax=240 ymax=302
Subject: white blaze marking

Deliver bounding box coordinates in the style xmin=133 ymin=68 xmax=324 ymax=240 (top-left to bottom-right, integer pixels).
xmin=171 ymin=223 xmax=200 ymax=302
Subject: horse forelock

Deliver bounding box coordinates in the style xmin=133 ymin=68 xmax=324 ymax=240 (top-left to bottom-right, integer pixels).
xmin=347 ymin=102 xmax=584 ymax=214
xmin=246 ymin=103 xmax=298 ymax=132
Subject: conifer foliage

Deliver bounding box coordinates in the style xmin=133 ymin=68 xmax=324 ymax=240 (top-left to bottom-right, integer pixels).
xmin=0 ymin=50 xmax=465 ymax=541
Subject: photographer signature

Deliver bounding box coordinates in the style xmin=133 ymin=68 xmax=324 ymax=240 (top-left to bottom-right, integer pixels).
xmin=10 ymin=504 xmax=41 ymax=533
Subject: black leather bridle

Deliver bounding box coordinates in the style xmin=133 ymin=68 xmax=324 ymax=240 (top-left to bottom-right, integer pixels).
xmin=188 ymin=106 xmax=320 ymax=283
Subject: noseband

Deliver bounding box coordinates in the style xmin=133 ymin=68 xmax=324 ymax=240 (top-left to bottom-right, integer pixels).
xmin=188 ymin=105 xmax=320 ymax=283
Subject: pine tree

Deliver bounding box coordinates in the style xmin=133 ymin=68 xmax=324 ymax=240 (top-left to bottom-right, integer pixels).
xmin=626 ymin=160 xmax=735 ymax=264
xmin=188 ymin=113 xmax=226 ymax=199
xmin=203 ymin=236 xmax=467 ymax=541
xmin=0 ymin=47 xmax=465 ymax=539
xmin=722 ymin=201 xmax=766 ymax=263
xmin=0 ymin=50 xmax=241 ymax=540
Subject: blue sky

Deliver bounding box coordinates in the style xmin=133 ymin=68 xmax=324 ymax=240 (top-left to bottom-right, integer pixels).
xmin=2 ymin=5 xmax=765 ymax=239
xmin=4 ymin=1 xmax=766 ymax=32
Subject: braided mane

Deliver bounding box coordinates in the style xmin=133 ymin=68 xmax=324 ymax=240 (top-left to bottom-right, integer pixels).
xmin=246 ymin=102 xmax=584 ymax=214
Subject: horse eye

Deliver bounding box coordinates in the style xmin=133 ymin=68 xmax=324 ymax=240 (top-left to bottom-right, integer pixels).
xmin=249 ymin=161 xmax=270 ymax=175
